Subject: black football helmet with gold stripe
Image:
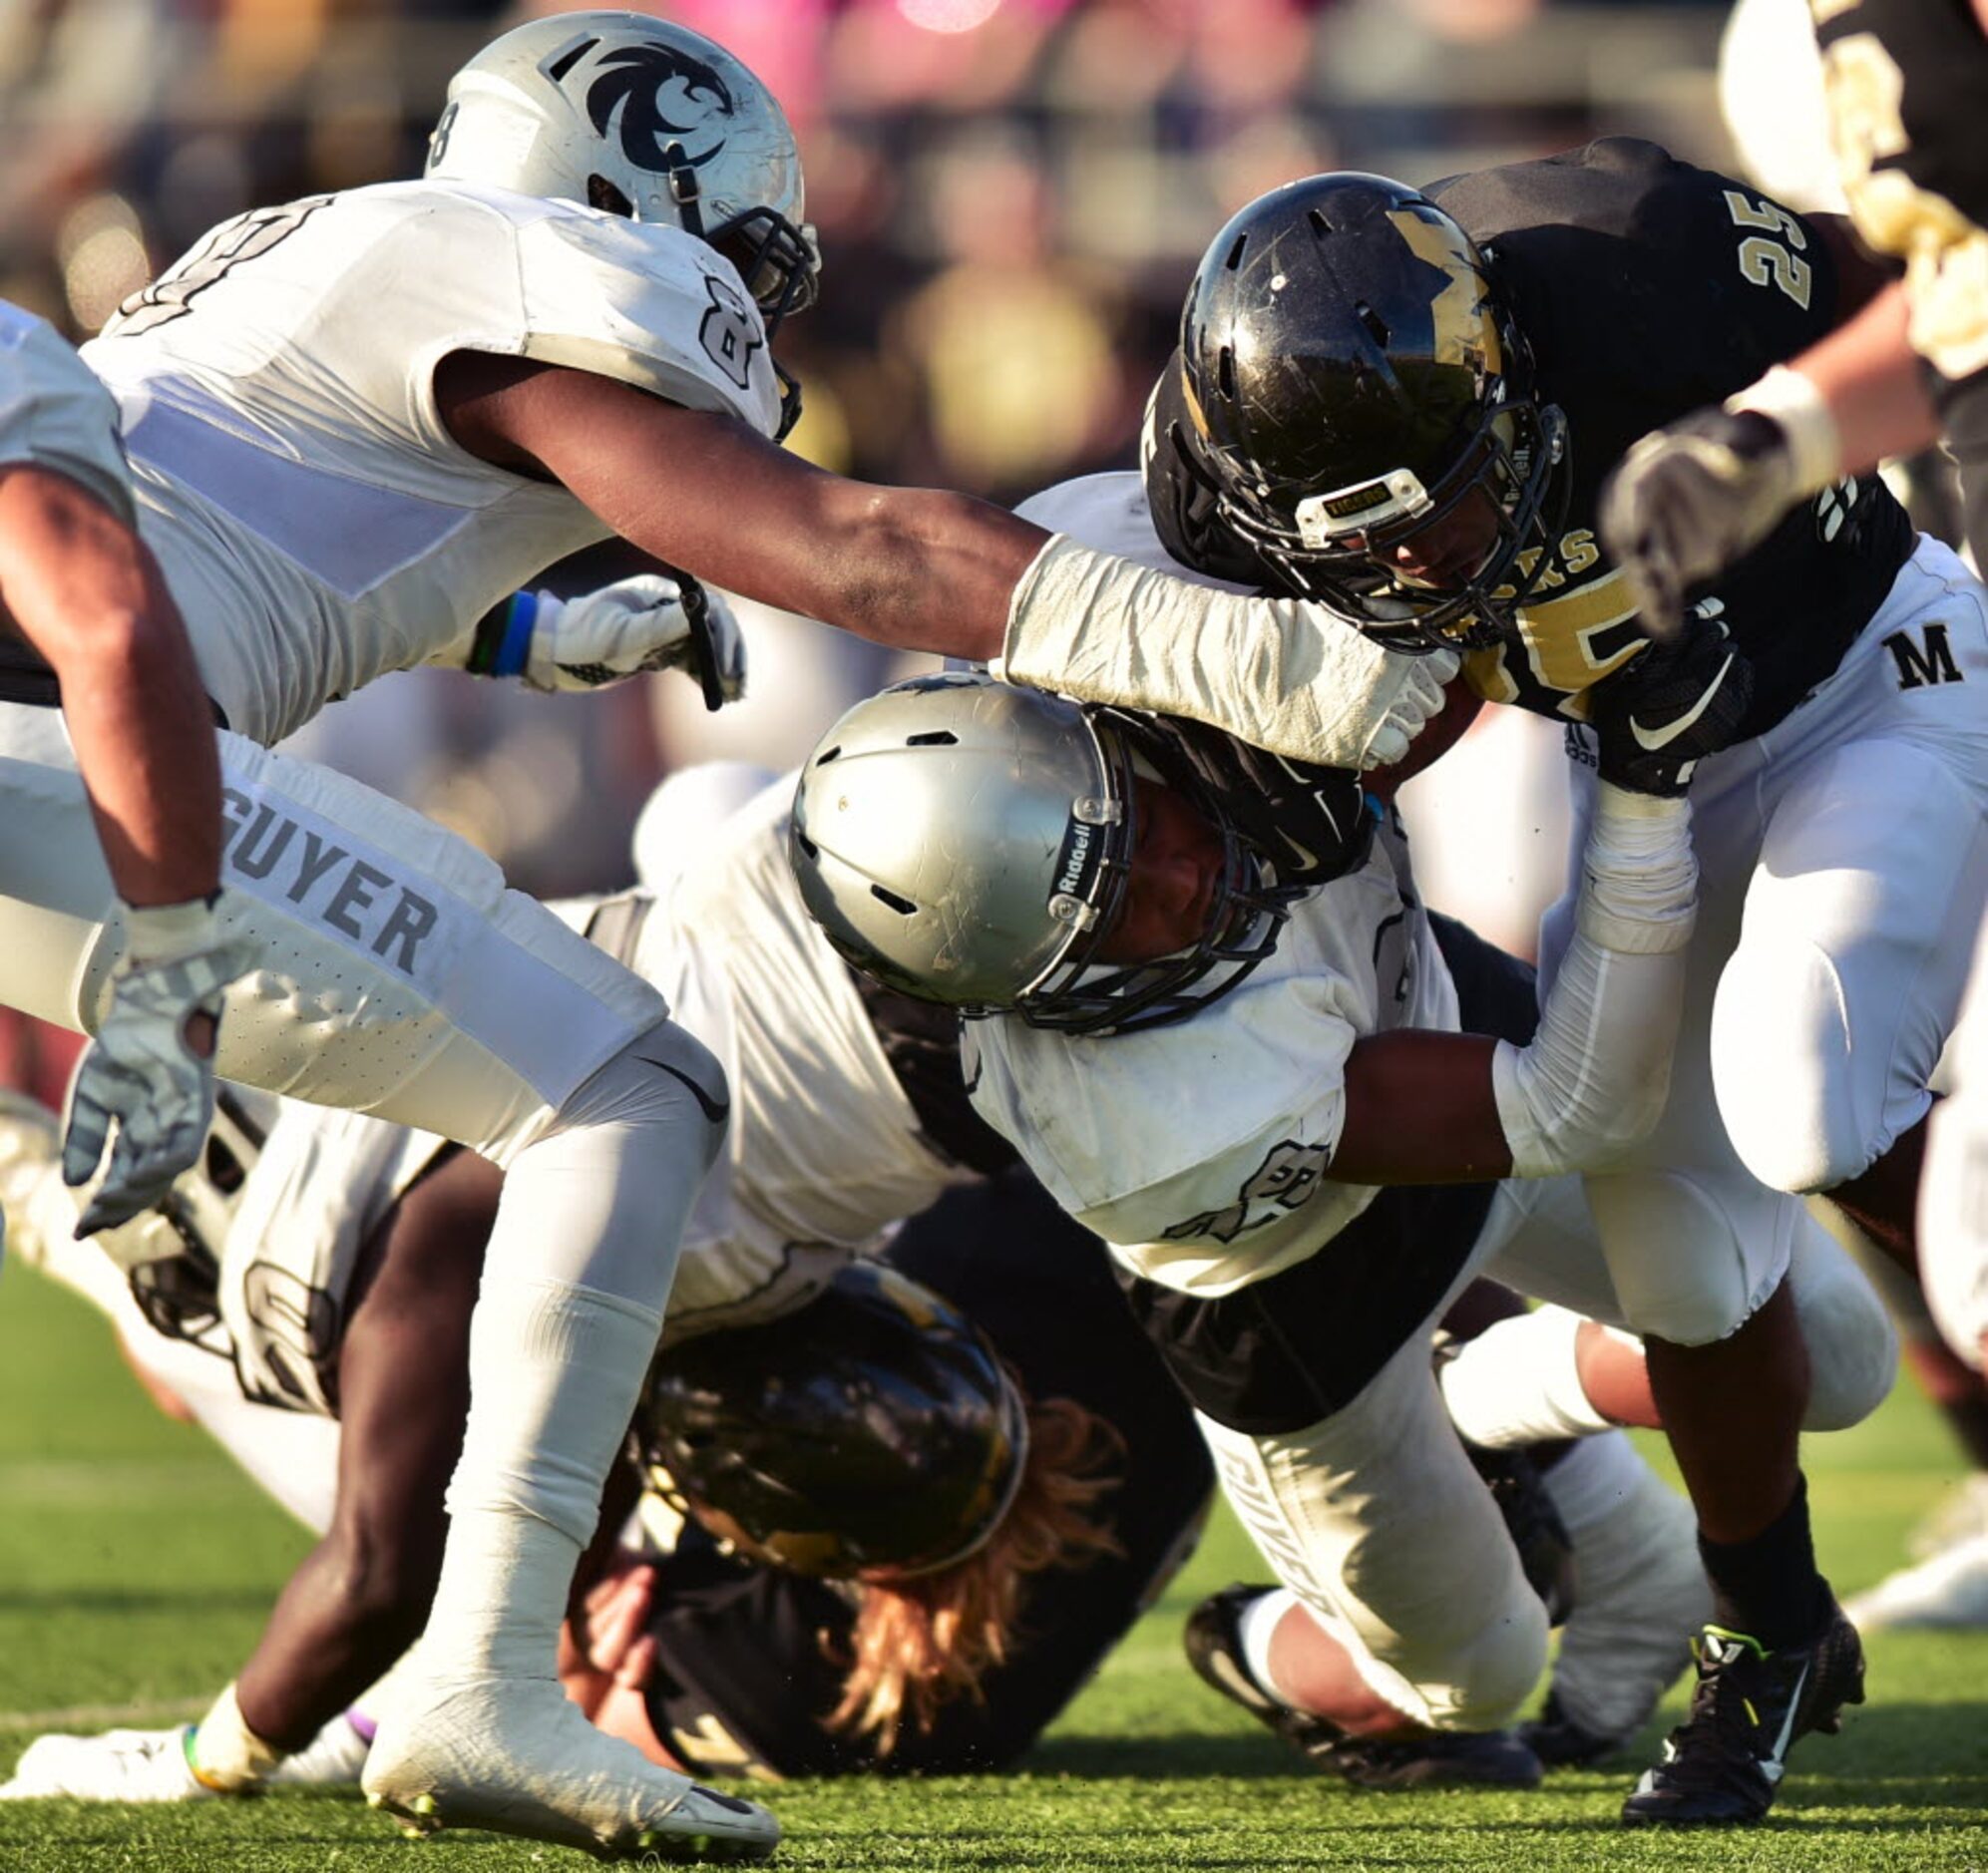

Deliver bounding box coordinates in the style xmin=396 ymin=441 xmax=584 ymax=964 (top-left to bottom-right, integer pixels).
xmin=639 ymin=1262 xmax=1029 ymax=1581
xmin=1171 ymin=173 xmax=1569 ymax=651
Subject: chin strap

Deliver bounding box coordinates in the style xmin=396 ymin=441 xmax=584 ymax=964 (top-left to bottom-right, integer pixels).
xmin=662 ymin=141 xmax=705 ymax=238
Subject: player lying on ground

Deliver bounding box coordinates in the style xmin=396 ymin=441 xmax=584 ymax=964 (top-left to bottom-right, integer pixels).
xmin=0 ymin=1062 xmax=1733 ymax=1798
xmin=0 ymin=1160 xmax=1213 ymax=1793
xmin=788 ymin=634 xmax=1895 ymax=1819
xmin=1142 ymin=141 xmax=1988 ymax=1822
xmin=0 ymin=761 xmax=1676 ymax=1795
xmin=0 ymin=9 xmax=1469 ymax=1856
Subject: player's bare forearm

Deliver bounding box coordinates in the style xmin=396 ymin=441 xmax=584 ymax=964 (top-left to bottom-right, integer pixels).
xmin=0 ymin=467 xmax=220 ymax=907
xmin=435 ymin=353 xmax=1041 ymax=661
xmin=234 ymin=1146 xmax=495 ymax=1748
xmin=1792 ymin=280 xmax=1942 ymax=474
xmin=1332 ymin=1030 xmax=1514 ymax=1184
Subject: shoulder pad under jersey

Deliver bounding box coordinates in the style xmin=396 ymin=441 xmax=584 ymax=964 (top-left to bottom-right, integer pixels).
xmin=509 ymin=195 xmax=785 ymax=438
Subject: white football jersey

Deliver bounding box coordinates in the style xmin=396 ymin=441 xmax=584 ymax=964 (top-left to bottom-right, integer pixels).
xmin=967 ymin=473 xmax=1458 ymax=1298
xmin=631 ymin=776 xmax=981 ymax=1340
xmin=83 ymin=181 xmax=784 ymax=745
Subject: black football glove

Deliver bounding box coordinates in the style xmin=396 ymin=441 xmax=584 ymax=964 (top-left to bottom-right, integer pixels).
xmin=1586 ymin=617 xmax=1755 ymax=797
xmin=1139 ymin=714 xmax=1374 ymax=895
xmin=1599 ymin=409 xmax=1801 ymax=644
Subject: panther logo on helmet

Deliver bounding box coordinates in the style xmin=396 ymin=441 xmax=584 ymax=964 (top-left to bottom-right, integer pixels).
xmin=582 ymin=41 xmax=737 ymax=176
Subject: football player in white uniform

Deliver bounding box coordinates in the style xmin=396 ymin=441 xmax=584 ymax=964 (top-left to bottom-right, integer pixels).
xmin=1 ymin=764 xmax=1754 ymax=1799
xmin=0 ymin=11 xmax=1468 ymax=1856
xmin=785 ymin=471 xmax=1902 ymax=1813
xmin=0 ymin=304 xmax=254 ymax=1232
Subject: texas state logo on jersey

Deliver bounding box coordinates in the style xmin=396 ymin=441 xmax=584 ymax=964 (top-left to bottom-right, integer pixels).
xmin=1458 ymin=526 xmax=1645 ymax=719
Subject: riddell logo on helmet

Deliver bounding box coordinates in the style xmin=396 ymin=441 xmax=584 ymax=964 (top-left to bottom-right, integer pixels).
xmin=581 ymin=42 xmax=736 ymax=174
xmin=1054 ymin=817 xmax=1099 ymax=901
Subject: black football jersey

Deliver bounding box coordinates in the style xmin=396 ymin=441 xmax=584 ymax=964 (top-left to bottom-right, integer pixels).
xmin=1424 ymin=138 xmax=1915 ymax=735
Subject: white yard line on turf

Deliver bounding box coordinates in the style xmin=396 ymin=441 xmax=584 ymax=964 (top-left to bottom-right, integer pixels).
xmin=0 ymin=1698 xmax=205 ymax=1734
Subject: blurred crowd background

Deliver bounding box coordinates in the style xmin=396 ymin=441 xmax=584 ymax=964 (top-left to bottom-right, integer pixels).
xmin=0 ymin=0 xmax=1786 ymax=1099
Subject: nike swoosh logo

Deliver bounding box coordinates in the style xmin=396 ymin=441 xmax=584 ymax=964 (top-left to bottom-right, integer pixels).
xmin=1767 ymin=1658 xmax=1809 ymax=1766
xmin=1629 ymin=653 xmax=1736 ymax=752
xmin=639 ymin=1058 xmax=731 ymax=1126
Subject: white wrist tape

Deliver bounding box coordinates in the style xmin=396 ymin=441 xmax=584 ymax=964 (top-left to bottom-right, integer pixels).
xmin=1438 ymin=1306 xmax=1619 ymax=1449
xmin=1493 ymin=785 xmax=1697 ymax=1178
xmin=1728 ymin=365 xmax=1844 ymax=498
xmin=189 ymin=1683 xmax=287 ymax=1793
xmin=121 ymin=895 xmax=226 ymax=967
xmin=996 ymin=534 xmax=1455 ymax=771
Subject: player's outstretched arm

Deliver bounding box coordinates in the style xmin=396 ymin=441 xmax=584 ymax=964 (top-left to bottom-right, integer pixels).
xmin=433 ymin=353 xmax=1455 ymax=773
xmin=1330 ymin=630 xmax=1741 ymax=1185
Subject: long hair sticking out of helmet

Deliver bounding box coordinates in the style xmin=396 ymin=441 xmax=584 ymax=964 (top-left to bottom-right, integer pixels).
xmin=828 ymin=1387 xmax=1124 ymax=1754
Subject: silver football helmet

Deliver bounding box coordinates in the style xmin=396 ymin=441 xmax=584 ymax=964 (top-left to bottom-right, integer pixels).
xmin=426 ymin=11 xmax=819 ymax=335
xmin=790 ymin=674 xmax=1287 ymax=1037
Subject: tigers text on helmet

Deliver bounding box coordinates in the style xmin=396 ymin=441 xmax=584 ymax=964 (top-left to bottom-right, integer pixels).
xmin=639 ymin=1263 xmax=1029 ymax=1581
xmin=788 ymin=673 xmax=1288 ymax=1038
xmin=426 ymin=11 xmax=817 ymax=428
xmin=1176 ymin=173 xmax=1569 ymax=651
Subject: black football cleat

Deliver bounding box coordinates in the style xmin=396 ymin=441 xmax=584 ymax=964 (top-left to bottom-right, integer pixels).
xmin=1521 ymin=1690 xmax=1629 ymax=1769
xmin=1620 ymin=1607 xmax=1866 ymax=1827
xmin=1185 ymin=1586 xmax=1542 ymax=1791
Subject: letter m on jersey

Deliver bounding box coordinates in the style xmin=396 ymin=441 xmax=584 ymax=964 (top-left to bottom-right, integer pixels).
xmin=1883 ymin=622 xmax=1964 ymax=691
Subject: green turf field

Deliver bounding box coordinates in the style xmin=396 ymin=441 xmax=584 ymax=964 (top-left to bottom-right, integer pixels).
xmin=3 ymin=1256 xmax=1985 ymax=1872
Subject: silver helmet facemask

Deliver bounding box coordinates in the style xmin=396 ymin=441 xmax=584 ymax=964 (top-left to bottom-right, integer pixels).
xmin=790 ymin=675 xmax=1289 ymax=1039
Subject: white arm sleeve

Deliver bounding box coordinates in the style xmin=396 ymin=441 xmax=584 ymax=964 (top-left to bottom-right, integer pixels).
xmin=995 ymin=534 xmax=1456 ymax=771
xmin=1491 ymin=784 xmax=1698 ymax=1178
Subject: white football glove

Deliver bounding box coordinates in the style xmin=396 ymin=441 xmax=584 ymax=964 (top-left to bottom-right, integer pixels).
xmin=1599 ymin=366 xmax=1844 ymax=642
xmin=0 ymin=1726 xmax=213 ymax=1802
xmin=62 ymin=895 xmax=257 ymax=1237
xmin=480 ymin=573 xmax=747 ymax=703
xmin=997 ymin=534 xmax=1457 ymax=771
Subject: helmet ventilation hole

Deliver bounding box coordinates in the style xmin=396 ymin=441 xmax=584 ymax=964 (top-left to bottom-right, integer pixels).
xmin=906 ymin=730 xmax=958 ymax=747
xmin=1218 ymin=346 xmax=1236 ymax=400
xmin=1357 ymin=302 xmax=1391 ymax=347
xmin=1306 ymin=207 xmax=1333 ymax=238
xmin=813 ymin=744 xmax=842 ymax=766
xmin=870 ymin=885 xmax=918 ymax=917
xmin=793 ymin=830 xmax=819 ymax=861
xmin=1225 ymin=232 xmax=1249 ymax=271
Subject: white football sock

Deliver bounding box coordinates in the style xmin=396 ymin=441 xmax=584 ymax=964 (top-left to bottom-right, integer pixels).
xmin=1237 ymin=1587 xmax=1303 ymax=1705
xmin=1538 ymin=1427 xmax=1645 ymax=1535
xmin=1440 ymin=1307 xmax=1623 ymax=1448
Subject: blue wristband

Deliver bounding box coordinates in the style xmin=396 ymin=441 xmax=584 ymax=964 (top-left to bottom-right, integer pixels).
xmin=489 ymin=589 xmax=539 ymax=679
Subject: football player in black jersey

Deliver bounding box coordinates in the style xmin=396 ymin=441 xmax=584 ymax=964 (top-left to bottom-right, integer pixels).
xmin=1144 ymin=137 xmax=1988 ymax=1826
xmin=1599 ymin=0 xmax=1988 ymax=1645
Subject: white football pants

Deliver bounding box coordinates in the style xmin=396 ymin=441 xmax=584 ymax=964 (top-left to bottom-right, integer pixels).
xmin=1541 ymin=537 xmax=1988 ymax=1344
xmin=0 ymin=700 xmax=724 ymax=1704
xmin=1924 ymin=922 xmax=1988 ymax=1372
xmin=1203 ymin=1176 xmax=1894 ymax=1732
